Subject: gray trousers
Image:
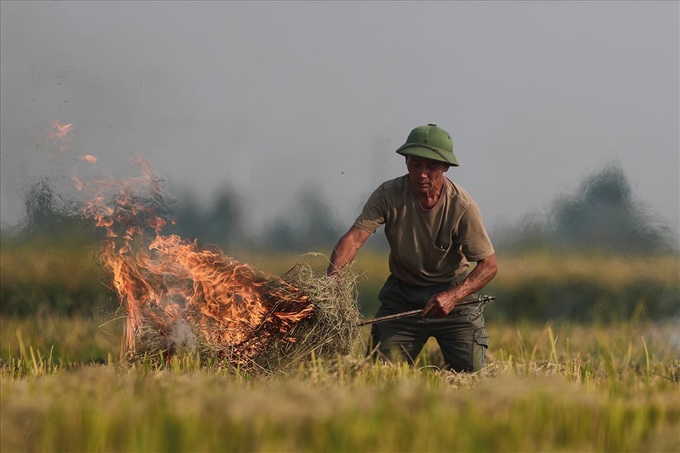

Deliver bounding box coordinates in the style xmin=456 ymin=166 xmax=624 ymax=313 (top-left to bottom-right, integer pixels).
xmin=368 ymin=275 xmax=489 ymax=372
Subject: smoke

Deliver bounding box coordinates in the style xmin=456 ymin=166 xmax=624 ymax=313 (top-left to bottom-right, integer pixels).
xmin=167 ymin=320 xmax=197 ymax=353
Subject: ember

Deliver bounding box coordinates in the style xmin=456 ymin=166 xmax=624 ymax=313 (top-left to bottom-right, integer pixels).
xmin=80 ymin=154 xmax=360 ymax=372
xmin=48 ymin=121 xmax=75 ymax=152
xmin=50 ymin=120 xmax=74 ymax=140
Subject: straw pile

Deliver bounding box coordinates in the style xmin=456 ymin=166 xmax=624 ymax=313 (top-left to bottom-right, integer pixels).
xmin=259 ymin=256 xmax=363 ymax=368
xmin=123 ymin=253 xmax=362 ymax=374
xmin=79 ymin=158 xmax=362 ymax=373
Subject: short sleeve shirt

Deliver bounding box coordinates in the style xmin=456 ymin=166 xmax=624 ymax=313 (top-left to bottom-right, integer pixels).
xmin=353 ymin=175 xmax=495 ymax=286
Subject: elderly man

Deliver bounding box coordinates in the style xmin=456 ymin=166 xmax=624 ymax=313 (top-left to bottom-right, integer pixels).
xmin=327 ymin=124 xmax=498 ymax=372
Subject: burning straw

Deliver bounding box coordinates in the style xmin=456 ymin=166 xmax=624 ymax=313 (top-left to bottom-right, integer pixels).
xmin=271 ymin=256 xmax=362 ymax=366
xmin=82 ymin=157 xmax=361 ymax=373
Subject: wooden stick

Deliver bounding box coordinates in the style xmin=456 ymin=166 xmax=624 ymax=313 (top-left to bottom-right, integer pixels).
xmin=357 ymin=309 xmax=422 ymax=326
xmin=357 ymin=295 xmax=496 ymax=327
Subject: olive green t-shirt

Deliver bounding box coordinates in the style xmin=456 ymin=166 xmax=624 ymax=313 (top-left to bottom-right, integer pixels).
xmin=353 ymin=175 xmax=495 ymax=286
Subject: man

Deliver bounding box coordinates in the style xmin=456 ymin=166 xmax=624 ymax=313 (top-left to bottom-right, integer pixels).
xmin=327 ymin=124 xmax=498 ymax=372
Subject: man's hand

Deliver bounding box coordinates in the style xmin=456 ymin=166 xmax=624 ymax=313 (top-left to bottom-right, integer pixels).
xmin=421 ymin=254 xmax=498 ymax=318
xmin=422 ymin=289 xmax=462 ymax=318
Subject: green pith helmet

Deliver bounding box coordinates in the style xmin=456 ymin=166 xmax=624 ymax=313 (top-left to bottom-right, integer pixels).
xmin=395 ymin=123 xmax=459 ymax=166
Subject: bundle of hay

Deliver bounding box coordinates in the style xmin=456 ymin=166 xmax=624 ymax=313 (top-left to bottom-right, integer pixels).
xmin=257 ymin=256 xmax=362 ymax=369
xmin=82 ymin=159 xmax=361 ymax=373
xmin=114 ymin=243 xmax=362 ymax=373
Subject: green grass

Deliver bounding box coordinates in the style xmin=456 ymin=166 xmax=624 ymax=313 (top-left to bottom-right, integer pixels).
xmin=1 ymin=317 xmax=678 ymax=452
xmin=0 ymin=237 xmax=117 ymax=316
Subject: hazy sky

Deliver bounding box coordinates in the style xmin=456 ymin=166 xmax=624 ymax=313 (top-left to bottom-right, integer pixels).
xmin=1 ymin=1 xmax=678 ymax=239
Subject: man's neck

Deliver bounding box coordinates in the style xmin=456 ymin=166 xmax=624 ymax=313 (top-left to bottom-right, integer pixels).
xmin=415 ymin=180 xmax=445 ymax=210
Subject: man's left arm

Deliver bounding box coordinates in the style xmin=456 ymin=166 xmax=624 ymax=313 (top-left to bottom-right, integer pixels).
xmin=422 ymin=253 xmax=498 ymax=317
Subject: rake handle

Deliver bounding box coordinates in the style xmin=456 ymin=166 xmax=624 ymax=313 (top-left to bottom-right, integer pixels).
xmin=357 ymin=309 xmax=422 ymax=326
xmin=357 ymin=295 xmax=496 ymax=327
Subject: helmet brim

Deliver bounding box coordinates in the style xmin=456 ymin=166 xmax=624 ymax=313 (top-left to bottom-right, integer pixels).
xmin=396 ymin=144 xmax=459 ymax=166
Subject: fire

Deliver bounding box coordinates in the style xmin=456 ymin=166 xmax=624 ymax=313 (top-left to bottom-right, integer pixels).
xmin=51 ymin=120 xmax=74 ymax=139
xmin=49 ymin=121 xmax=75 ymax=152
xmin=82 ymin=155 xmax=316 ymax=366
xmin=72 ymin=176 xmax=84 ymax=191
xmin=82 ymin=154 xmax=98 ymax=164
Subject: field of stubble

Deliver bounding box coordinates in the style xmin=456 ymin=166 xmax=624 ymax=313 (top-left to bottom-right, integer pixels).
xmin=1 ymin=249 xmax=678 ymax=452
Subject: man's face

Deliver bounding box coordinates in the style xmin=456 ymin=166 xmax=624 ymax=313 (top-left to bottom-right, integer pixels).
xmin=405 ymin=155 xmax=449 ymax=195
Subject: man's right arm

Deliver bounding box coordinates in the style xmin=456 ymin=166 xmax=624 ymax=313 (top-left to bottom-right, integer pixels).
xmin=326 ymin=226 xmax=371 ymax=276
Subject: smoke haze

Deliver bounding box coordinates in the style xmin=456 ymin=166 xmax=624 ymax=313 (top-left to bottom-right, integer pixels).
xmin=1 ymin=2 xmax=678 ymax=241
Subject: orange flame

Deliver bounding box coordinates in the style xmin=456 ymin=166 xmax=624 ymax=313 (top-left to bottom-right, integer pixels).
xmin=72 ymin=176 xmax=84 ymax=191
xmin=82 ymin=155 xmax=315 ymax=365
xmin=49 ymin=121 xmax=75 ymax=152
xmin=82 ymin=154 xmax=98 ymax=164
xmin=51 ymin=121 xmax=74 ymax=139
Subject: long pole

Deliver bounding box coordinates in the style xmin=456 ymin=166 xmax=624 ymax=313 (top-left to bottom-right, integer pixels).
xmin=357 ymin=309 xmax=422 ymax=326
xmin=357 ymin=295 xmax=495 ymax=327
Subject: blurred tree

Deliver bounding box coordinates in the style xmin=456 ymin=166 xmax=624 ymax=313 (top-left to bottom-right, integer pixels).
xmin=494 ymin=162 xmax=675 ymax=254
xmin=167 ymin=188 xmax=202 ymax=240
xmin=21 ymin=179 xmax=68 ymax=236
xmin=202 ymin=188 xmax=244 ymax=247
xmin=549 ymin=163 xmax=672 ymax=254
xmin=298 ymin=187 xmax=342 ymax=247
xmin=262 ymin=218 xmax=298 ymax=251
xmin=169 ymin=186 xmax=244 ymax=249
xmin=260 ymin=185 xmax=341 ymax=251
xmin=7 ymin=178 xmax=97 ymax=243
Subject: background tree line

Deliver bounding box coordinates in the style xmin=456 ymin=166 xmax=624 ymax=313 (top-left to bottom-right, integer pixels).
xmin=4 ymin=161 xmax=675 ymax=255
xmin=1 ymin=162 xmax=677 ymax=320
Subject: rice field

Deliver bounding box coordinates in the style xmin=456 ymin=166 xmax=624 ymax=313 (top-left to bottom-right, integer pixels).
xmin=1 ymin=314 xmax=678 ymax=452
xmin=1 ymin=248 xmax=678 ymax=452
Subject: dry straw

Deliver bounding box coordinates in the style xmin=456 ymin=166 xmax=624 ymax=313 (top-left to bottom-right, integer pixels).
xmin=80 ymin=161 xmax=363 ymax=373
xmin=125 ymin=253 xmax=363 ymax=374
xmin=263 ymin=254 xmax=363 ymax=367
